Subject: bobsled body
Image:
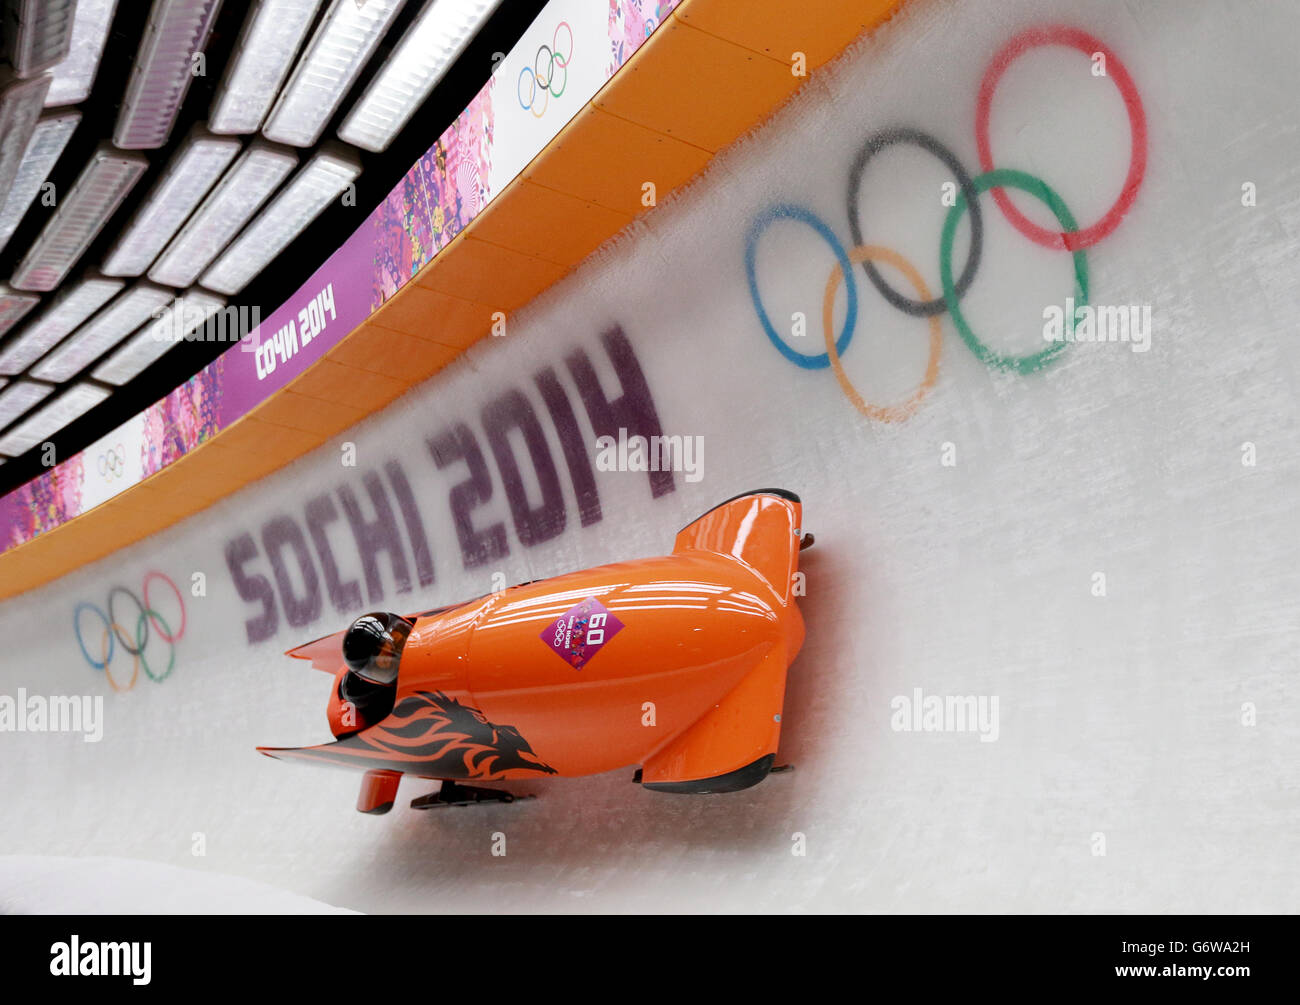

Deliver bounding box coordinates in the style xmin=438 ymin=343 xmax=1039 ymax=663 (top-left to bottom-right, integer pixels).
xmin=260 ymin=489 xmax=807 ymax=807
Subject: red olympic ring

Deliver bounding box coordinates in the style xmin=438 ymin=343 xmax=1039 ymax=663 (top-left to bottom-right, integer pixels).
xmin=975 ymin=24 xmax=1147 ymax=251
xmin=143 ymin=570 xmax=186 ymax=642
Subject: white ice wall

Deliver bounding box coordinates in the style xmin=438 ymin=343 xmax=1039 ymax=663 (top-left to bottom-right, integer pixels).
xmin=2 ymin=0 xmax=1297 ymax=912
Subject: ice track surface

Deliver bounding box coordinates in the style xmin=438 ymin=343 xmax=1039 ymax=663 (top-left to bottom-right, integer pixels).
xmin=1 ymin=0 xmax=1298 ymax=912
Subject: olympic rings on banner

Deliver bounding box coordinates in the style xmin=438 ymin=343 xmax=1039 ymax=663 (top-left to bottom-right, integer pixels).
xmin=847 ymin=128 xmax=983 ymax=318
xmin=748 ymin=23 xmax=1145 ymax=418
xmin=746 ymin=204 xmax=857 ymax=370
xmin=976 ymin=24 xmax=1147 ymax=251
xmin=97 ymin=443 xmax=126 ymax=479
xmin=823 ymin=245 xmax=944 ymax=423
xmin=72 ymin=572 xmax=186 ymax=692
xmin=941 ymin=169 xmax=1088 ymax=374
xmin=518 ymin=21 xmax=574 ymax=116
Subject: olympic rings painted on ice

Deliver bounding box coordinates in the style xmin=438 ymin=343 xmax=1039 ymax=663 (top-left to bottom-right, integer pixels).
xmin=975 ymin=25 xmax=1147 ymax=252
xmin=518 ymin=21 xmax=574 ymax=117
xmin=72 ymin=572 xmax=186 ymax=691
xmin=748 ymin=24 xmax=1145 ymax=417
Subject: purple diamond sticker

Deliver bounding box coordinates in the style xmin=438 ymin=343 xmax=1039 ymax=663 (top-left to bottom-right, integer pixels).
xmin=540 ymin=596 xmax=624 ymax=670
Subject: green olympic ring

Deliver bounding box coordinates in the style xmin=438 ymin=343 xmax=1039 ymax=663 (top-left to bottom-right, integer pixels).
xmin=136 ymin=608 xmax=176 ymax=683
xmin=940 ymin=168 xmax=1089 ymax=375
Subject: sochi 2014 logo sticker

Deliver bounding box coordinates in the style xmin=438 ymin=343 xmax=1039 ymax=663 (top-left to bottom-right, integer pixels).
xmin=540 ymin=596 xmax=623 ymax=670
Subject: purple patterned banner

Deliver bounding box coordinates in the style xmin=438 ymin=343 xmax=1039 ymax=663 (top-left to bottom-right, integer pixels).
xmin=1 ymin=0 xmax=680 ymax=555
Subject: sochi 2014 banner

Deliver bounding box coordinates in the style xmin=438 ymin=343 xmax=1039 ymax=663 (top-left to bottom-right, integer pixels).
xmin=0 ymin=0 xmax=681 ymax=555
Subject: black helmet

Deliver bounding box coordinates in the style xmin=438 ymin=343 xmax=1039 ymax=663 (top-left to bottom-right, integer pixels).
xmin=342 ymin=612 xmax=412 ymax=685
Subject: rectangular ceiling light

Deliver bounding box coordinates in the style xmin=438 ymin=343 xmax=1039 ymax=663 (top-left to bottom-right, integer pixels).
xmin=209 ymin=0 xmax=323 ymax=134
xmin=0 ymin=71 xmax=52 ymax=215
xmin=10 ymin=143 xmax=148 ymax=291
xmin=114 ymin=0 xmax=225 ymax=149
xmin=0 ymin=273 xmax=123 ymax=375
xmin=92 ymin=288 xmax=224 ymax=384
xmin=261 ymin=0 xmax=406 ymax=148
xmin=148 ymin=139 xmax=297 ymax=288
xmin=0 ymin=109 xmax=81 ymax=255
xmin=0 ymin=381 xmax=108 ymax=455
xmin=30 ymin=281 xmax=174 ymax=381
xmin=44 ymin=0 xmax=118 ymax=107
xmin=200 ymin=143 xmax=360 ymax=294
xmin=0 ymin=282 xmax=40 ymax=337
xmin=2 ymin=0 xmax=77 ymax=77
xmin=101 ymin=127 xmax=241 ymax=277
xmin=0 ymin=377 xmax=54 ymax=426
xmin=339 ymin=0 xmax=500 ymax=153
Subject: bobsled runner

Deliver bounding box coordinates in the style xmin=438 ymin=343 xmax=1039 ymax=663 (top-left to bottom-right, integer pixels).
xmin=259 ymin=489 xmax=810 ymax=813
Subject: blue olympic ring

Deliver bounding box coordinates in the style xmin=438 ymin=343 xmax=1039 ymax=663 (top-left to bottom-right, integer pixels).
xmin=745 ymin=204 xmax=858 ymax=370
xmin=74 ymin=602 xmax=113 ymax=670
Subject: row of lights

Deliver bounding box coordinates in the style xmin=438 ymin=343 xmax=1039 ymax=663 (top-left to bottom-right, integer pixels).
xmin=0 ymin=0 xmax=500 ymax=463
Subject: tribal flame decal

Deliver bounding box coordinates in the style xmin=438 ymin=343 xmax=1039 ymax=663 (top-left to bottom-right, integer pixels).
xmin=262 ymin=691 xmax=557 ymax=779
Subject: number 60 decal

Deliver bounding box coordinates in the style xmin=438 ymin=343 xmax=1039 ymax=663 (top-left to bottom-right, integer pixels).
xmin=588 ymin=612 xmax=607 ymax=645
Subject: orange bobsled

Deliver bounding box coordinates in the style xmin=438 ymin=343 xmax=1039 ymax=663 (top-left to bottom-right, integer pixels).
xmin=259 ymin=489 xmax=810 ymax=813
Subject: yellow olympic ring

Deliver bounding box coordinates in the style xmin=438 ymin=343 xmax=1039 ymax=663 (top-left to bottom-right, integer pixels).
xmin=821 ymin=245 xmax=944 ymax=424
xmin=101 ymin=623 xmax=139 ymax=692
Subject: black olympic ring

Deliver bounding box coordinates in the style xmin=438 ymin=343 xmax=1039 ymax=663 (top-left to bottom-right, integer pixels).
xmin=108 ymin=586 xmax=148 ymax=655
xmin=846 ymin=127 xmax=984 ymax=318
xmin=535 ymin=44 xmax=555 ymax=89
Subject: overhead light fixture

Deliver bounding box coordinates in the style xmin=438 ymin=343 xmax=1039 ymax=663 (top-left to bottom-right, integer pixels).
xmin=339 ymin=0 xmax=500 ymax=153
xmin=0 ymin=273 xmax=123 ymax=375
xmin=148 ymin=139 xmax=297 ymax=288
xmin=262 ymin=0 xmax=406 ymax=148
xmin=209 ymin=0 xmax=324 ymax=134
xmin=0 ymin=281 xmax=40 ymax=336
xmin=114 ymin=0 xmax=225 ymax=149
xmin=2 ymin=0 xmax=76 ymax=78
xmin=0 ymin=109 xmax=80 ymax=256
xmin=30 ymin=281 xmax=174 ymax=381
xmin=92 ymin=288 xmax=224 ymax=384
xmin=0 ymin=377 xmax=54 ymax=427
xmin=10 ymin=143 xmax=148 ymax=291
xmin=0 ymin=381 xmax=108 ymax=456
xmin=0 ymin=71 xmax=51 ymax=216
xmin=200 ymin=143 xmax=360 ymax=294
xmin=44 ymin=0 xmax=118 ymax=107
xmin=102 ymin=127 xmax=241 ymax=277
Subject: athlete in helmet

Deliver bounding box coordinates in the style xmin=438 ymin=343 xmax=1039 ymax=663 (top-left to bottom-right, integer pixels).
xmin=337 ymin=612 xmax=412 ymax=734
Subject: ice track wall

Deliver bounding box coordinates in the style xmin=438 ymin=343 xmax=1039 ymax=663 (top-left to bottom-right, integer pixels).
xmin=2 ymin=0 xmax=1298 ymax=912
